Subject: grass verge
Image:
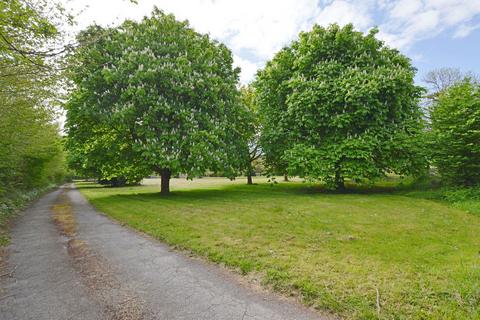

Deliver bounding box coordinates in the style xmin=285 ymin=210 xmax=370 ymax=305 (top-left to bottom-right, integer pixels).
xmin=78 ymin=177 xmax=480 ymax=319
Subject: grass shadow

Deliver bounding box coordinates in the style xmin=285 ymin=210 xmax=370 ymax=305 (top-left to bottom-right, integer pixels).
xmin=82 ymin=178 xmax=426 ymax=207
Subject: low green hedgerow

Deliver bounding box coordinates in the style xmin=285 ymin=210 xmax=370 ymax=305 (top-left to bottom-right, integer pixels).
xmin=405 ymin=185 xmax=480 ymax=216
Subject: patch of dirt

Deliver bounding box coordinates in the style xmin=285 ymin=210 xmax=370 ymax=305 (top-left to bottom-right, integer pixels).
xmin=52 ymin=195 xmax=77 ymax=237
xmin=52 ymin=191 xmax=148 ymax=320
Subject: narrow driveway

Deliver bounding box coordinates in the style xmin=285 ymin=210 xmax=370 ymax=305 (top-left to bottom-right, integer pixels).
xmin=1 ymin=186 xmax=328 ymax=320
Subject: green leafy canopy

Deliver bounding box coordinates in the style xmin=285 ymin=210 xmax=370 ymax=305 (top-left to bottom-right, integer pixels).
xmin=254 ymin=24 xmax=427 ymax=189
xmin=65 ymin=9 xmax=248 ymax=188
xmin=1 ymin=0 xmax=68 ymax=196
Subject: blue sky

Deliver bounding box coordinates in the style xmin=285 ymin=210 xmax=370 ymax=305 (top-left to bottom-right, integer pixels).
xmin=66 ymin=0 xmax=480 ymax=85
xmin=411 ymin=25 xmax=480 ymax=81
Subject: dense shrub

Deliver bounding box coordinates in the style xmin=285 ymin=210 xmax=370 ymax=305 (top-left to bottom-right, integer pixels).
xmin=430 ymin=80 xmax=480 ymax=186
xmin=440 ymin=186 xmax=480 ymax=203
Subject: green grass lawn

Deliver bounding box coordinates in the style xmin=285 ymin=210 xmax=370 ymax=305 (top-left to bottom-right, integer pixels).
xmin=77 ymin=177 xmax=480 ymax=319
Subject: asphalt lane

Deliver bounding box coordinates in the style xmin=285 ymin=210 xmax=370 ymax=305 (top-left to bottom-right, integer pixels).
xmin=0 ymin=186 xmax=329 ymax=320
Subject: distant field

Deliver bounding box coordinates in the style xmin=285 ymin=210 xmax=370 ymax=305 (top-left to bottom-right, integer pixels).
xmin=140 ymin=176 xmax=302 ymax=188
xmin=78 ymin=177 xmax=480 ymax=319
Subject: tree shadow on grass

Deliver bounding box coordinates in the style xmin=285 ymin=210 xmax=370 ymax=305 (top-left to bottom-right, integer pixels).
xmin=300 ymin=184 xmax=402 ymax=195
xmin=74 ymin=182 xmax=143 ymax=190
xmin=92 ymin=180 xmax=419 ymax=206
xmin=74 ymin=185 xmax=105 ymax=190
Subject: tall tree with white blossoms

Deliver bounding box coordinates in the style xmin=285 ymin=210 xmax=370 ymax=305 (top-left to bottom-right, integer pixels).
xmin=66 ymin=9 xmax=248 ymax=193
xmin=255 ymin=24 xmax=427 ymax=190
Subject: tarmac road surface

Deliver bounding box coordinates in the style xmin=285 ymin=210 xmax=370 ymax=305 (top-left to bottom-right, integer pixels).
xmin=0 ymin=185 xmax=329 ymax=320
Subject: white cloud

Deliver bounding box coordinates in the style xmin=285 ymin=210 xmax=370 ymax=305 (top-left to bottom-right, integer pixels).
xmin=63 ymin=0 xmax=480 ymax=83
xmin=454 ymin=23 xmax=480 ymax=38
xmin=225 ymin=0 xmax=320 ymax=60
xmin=315 ymin=0 xmax=374 ymax=30
xmin=233 ymin=55 xmax=262 ymax=84
xmin=378 ymin=0 xmax=480 ymax=49
xmin=389 ymin=0 xmax=422 ymax=19
xmin=65 ymin=0 xmax=320 ymax=83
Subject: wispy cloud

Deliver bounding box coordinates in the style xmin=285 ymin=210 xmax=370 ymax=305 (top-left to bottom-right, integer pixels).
xmin=315 ymin=0 xmax=374 ymax=30
xmin=454 ymin=22 xmax=480 ymax=38
xmin=233 ymin=55 xmax=262 ymax=84
xmin=378 ymin=0 xmax=480 ymax=49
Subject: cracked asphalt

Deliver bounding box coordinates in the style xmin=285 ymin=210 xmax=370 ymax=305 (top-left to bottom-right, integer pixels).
xmin=0 ymin=186 xmax=330 ymax=320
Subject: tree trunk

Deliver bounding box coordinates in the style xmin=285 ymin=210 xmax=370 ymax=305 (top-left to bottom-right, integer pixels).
xmin=283 ymin=173 xmax=289 ymax=182
xmin=334 ymin=167 xmax=345 ymax=191
xmin=160 ymin=168 xmax=171 ymax=195
xmin=247 ymin=164 xmax=253 ymax=185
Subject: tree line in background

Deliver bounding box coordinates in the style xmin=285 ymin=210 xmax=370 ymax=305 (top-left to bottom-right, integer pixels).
xmin=0 ymin=0 xmax=69 ymax=214
xmin=1 ymin=2 xmax=478 ymax=198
